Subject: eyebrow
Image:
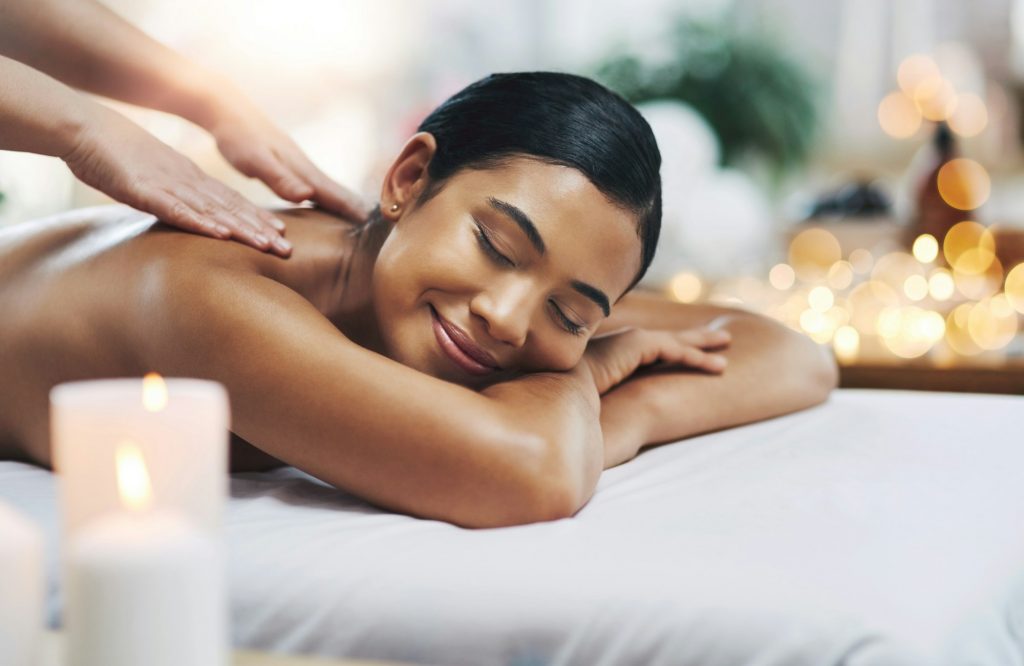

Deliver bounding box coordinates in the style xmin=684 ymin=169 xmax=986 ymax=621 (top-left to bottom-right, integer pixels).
xmin=486 ymin=196 xmax=611 ymax=317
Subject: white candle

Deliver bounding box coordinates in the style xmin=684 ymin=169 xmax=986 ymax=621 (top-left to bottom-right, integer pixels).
xmin=67 ymin=511 xmax=226 ymax=666
xmin=0 ymin=501 xmax=44 ymax=666
xmin=50 ymin=376 xmax=229 ymax=540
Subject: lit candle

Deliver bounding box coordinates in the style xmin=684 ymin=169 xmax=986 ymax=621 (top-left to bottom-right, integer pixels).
xmin=0 ymin=501 xmax=44 ymax=666
xmin=50 ymin=375 xmax=229 ymax=540
xmin=66 ymin=441 xmax=227 ymax=666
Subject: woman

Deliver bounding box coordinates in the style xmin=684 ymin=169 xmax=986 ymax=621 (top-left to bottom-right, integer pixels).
xmin=0 ymin=72 xmax=838 ymax=528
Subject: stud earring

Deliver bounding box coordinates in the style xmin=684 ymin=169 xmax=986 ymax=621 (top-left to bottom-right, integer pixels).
xmin=389 ymin=203 xmax=400 ymax=213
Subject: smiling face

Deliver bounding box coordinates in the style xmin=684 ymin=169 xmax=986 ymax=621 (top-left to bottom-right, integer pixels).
xmin=370 ymin=141 xmax=642 ymax=388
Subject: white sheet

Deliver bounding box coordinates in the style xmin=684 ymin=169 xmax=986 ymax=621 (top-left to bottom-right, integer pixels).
xmin=2 ymin=388 xmax=1023 ymax=665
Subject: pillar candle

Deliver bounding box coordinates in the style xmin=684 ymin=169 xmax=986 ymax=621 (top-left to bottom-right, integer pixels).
xmin=0 ymin=501 xmax=44 ymax=666
xmin=50 ymin=376 xmax=229 ymax=540
xmin=67 ymin=510 xmax=226 ymax=666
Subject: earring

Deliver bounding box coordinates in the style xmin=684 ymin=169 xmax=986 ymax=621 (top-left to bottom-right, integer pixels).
xmin=389 ymin=203 xmax=400 ymax=213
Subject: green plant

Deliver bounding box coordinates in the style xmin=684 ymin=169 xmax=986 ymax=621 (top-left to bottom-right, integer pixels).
xmin=594 ymin=17 xmax=822 ymax=176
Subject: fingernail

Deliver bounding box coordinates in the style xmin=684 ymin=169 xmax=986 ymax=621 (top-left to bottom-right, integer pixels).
xmin=216 ymin=225 xmax=231 ymax=236
xmin=271 ymin=218 xmax=286 ymax=231
xmin=255 ymin=234 xmax=269 ymax=246
xmin=274 ymin=237 xmax=292 ymax=252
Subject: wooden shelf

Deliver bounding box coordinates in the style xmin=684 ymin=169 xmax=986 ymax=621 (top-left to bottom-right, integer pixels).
xmin=839 ymin=358 xmax=1024 ymax=395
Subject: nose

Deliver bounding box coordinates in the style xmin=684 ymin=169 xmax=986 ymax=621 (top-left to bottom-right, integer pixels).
xmin=469 ymin=277 xmax=535 ymax=348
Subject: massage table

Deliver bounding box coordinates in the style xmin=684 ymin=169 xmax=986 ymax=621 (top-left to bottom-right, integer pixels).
xmin=2 ymin=388 xmax=1023 ymax=665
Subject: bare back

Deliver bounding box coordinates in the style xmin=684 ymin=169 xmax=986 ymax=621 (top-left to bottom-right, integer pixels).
xmin=0 ymin=204 xmax=353 ymax=469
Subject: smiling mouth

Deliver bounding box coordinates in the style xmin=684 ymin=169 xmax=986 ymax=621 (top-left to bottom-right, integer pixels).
xmin=430 ymin=306 xmax=499 ymax=376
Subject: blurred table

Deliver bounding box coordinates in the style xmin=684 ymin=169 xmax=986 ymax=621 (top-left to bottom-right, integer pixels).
xmin=839 ymin=355 xmax=1024 ymax=394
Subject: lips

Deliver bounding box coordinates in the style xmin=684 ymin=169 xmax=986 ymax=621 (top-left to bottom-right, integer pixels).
xmin=430 ymin=306 xmax=500 ymax=375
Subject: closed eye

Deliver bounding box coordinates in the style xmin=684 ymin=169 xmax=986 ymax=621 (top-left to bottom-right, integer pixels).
xmin=474 ymin=223 xmax=514 ymax=267
xmin=475 ymin=221 xmax=584 ymax=337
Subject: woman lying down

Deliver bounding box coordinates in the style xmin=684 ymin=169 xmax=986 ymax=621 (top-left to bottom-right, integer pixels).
xmin=0 ymin=72 xmax=837 ymax=528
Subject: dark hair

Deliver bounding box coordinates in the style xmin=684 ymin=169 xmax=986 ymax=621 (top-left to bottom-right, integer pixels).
xmin=414 ymin=71 xmax=662 ymax=292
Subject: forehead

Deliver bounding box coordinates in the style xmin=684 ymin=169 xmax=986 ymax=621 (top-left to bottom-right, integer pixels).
xmin=442 ymin=158 xmax=642 ymax=301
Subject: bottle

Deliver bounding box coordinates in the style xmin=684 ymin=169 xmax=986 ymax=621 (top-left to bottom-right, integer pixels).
xmin=906 ymin=121 xmax=972 ymax=264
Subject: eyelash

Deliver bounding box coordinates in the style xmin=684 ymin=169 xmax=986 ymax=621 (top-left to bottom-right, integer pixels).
xmin=473 ymin=223 xmax=585 ymax=337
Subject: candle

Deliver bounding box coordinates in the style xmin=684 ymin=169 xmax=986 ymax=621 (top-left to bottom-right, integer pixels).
xmin=0 ymin=501 xmax=44 ymax=666
xmin=66 ymin=440 xmax=227 ymax=666
xmin=50 ymin=376 xmax=229 ymax=540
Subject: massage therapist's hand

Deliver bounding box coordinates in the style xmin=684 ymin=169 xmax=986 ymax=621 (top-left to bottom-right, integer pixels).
xmin=62 ymin=104 xmax=294 ymax=256
xmin=583 ymin=326 xmax=731 ymax=396
xmin=203 ymin=93 xmax=369 ymax=223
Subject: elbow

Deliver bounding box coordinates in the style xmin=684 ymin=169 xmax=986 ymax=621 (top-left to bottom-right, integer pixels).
xmin=796 ymin=334 xmax=840 ymax=407
xmin=443 ymin=430 xmax=582 ymax=530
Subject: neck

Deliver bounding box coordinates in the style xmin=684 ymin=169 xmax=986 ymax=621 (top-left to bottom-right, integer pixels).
xmin=255 ymin=207 xmax=391 ymax=353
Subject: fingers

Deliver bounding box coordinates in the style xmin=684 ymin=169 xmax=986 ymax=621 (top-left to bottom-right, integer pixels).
xmin=137 ymin=180 xmax=292 ymax=257
xmin=652 ymin=329 xmax=731 ymax=374
xmin=261 ymin=146 xmax=369 ymax=221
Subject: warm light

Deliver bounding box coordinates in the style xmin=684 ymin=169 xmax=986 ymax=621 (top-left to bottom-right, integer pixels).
xmin=946 ymin=304 xmax=982 ymax=355
xmin=878 ymin=91 xmax=922 ymax=139
xmin=1005 ymin=263 xmax=1024 ymax=314
xmin=880 ymin=306 xmax=945 ymax=358
xmin=789 ymin=228 xmax=842 ymax=281
xmin=142 ymin=372 xmax=168 ymax=412
xmin=943 ymin=221 xmax=995 ymax=266
xmin=953 ymin=254 xmax=1003 ymax=300
xmin=967 ymin=294 xmax=1018 ymax=350
xmin=903 ymin=274 xmax=929 ymax=301
xmin=669 ymin=272 xmax=703 ymax=303
xmin=848 ymin=248 xmax=874 ymax=275
xmin=768 ymin=263 xmax=796 ymax=290
xmin=808 ymin=286 xmax=834 ymax=312
xmin=872 ymin=252 xmax=924 ymax=291
xmin=914 ymin=77 xmax=958 ymax=122
xmin=928 ymin=269 xmax=956 ymax=301
xmin=948 ymin=92 xmax=988 ymax=137
xmin=847 ymin=280 xmax=899 ymax=333
xmin=936 ymin=159 xmax=991 ymax=210
xmin=833 ymin=325 xmax=860 ymax=363
xmin=827 ymin=261 xmax=854 ymax=290
xmin=116 ymin=441 xmax=152 ymax=512
xmin=897 ymin=54 xmax=941 ymax=97
xmin=912 ymin=234 xmax=939 ymax=263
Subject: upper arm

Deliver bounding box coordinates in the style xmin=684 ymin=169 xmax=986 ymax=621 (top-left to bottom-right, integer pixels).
xmin=144 ymin=268 xmax=562 ymax=528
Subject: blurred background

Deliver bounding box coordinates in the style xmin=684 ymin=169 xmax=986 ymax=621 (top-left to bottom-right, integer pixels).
xmin=2 ymin=0 xmax=1023 ymax=393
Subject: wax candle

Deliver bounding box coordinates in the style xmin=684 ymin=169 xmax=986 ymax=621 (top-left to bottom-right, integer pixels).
xmin=66 ymin=439 xmax=227 ymax=666
xmin=67 ymin=511 xmax=226 ymax=666
xmin=50 ymin=375 xmax=229 ymax=539
xmin=0 ymin=501 xmax=44 ymax=666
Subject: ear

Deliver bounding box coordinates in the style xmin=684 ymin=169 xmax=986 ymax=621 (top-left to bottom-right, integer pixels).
xmin=379 ymin=132 xmax=437 ymax=220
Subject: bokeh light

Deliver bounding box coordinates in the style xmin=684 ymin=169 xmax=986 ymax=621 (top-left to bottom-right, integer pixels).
xmin=849 ymin=248 xmax=874 ymax=275
xmin=936 ymin=159 xmax=991 ymax=210
xmin=1005 ymin=263 xmax=1024 ymax=314
xmin=808 ymin=286 xmax=835 ymax=312
xmin=669 ymin=271 xmax=703 ymax=303
xmin=953 ymin=254 xmax=1003 ymax=300
xmin=789 ymin=228 xmax=843 ymax=281
xmin=878 ymin=91 xmax=922 ymax=139
xmin=827 ymin=261 xmax=854 ymax=290
xmin=897 ymin=54 xmax=941 ymax=98
xmin=947 ymin=92 xmax=988 ymax=137
xmin=912 ymin=234 xmax=939 ymax=263
xmin=928 ymin=268 xmax=956 ymax=301
xmin=879 ymin=306 xmax=945 ymax=358
xmin=903 ymin=274 xmax=929 ymax=301
xmin=768 ymin=263 xmax=796 ymax=290
xmin=943 ymin=221 xmax=995 ymax=266
xmin=967 ymin=294 xmax=1018 ymax=350
xmin=945 ymin=303 xmax=983 ymax=355
xmin=833 ymin=325 xmax=860 ymax=363
xmin=914 ymin=77 xmax=958 ymax=122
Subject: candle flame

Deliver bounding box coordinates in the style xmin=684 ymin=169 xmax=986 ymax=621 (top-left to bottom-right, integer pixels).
xmin=116 ymin=441 xmax=152 ymax=511
xmin=142 ymin=373 xmax=168 ymax=412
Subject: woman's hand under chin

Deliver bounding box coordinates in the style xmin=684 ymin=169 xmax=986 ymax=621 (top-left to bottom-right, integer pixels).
xmin=580 ymin=326 xmax=732 ymax=469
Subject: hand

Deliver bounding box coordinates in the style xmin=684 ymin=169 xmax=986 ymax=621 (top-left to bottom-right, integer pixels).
xmin=205 ymin=97 xmax=369 ymax=222
xmin=63 ymin=104 xmax=293 ymax=256
xmin=583 ymin=326 xmax=731 ymax=396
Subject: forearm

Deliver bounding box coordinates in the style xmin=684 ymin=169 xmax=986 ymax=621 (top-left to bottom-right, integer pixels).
xmin=481 ymin=365 xmax=604 ymax=513
xmin=610 ymin=313 xmax=838 ymax=462
xmin=0 ymin=54 xmax=91 ymax=156
xmin=0 ymin=0 xmax=223 ymax=128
